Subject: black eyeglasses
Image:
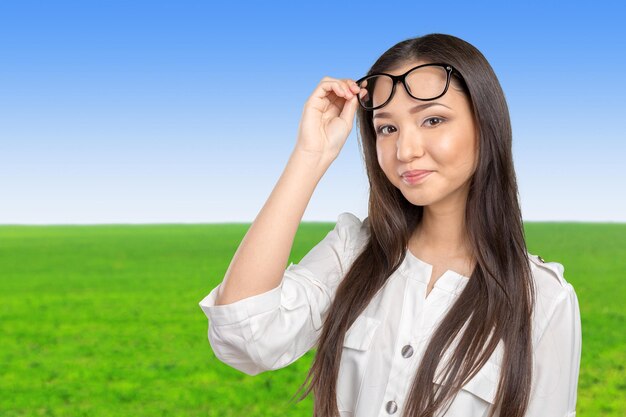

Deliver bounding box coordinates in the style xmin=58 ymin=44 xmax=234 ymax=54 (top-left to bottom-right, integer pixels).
xmin=355 ymin=63 xmax=462 ymax=111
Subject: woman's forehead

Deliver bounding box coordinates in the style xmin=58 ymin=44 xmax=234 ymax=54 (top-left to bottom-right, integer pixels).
xmin=384 ymin=59 xmax=433 ymax=75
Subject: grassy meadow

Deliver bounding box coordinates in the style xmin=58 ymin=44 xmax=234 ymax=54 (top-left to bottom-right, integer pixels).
xmin=0 ymin=220 xmax=624 ymax=416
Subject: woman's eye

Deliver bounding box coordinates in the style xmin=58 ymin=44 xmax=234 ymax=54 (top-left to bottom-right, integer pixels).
xmin=376 ymin=117 xmax=445 ymax=136
xmin=423 ymin=117 xmax=445 ymax=127
xmin=376 ymin=125 xmax=396 ymax=136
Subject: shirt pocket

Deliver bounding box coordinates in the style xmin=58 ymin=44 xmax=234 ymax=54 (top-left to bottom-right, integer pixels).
xmin=432 ymin=359 xmax=501 ymax=416
xmin=336 ymin=315 xmax=381 ymax=413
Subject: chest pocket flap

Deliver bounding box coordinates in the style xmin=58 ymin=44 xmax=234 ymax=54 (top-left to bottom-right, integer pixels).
xmin=460 ymin=360 xmax=501 ymax=404
xmin=343 ymin=315 xmax=381 ymax=351
xmin=433 ymin=358 xmax=502 ymax=404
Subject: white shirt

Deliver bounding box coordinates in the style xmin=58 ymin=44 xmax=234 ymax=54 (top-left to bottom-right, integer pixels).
xmin=199 ymin=212 xmax=582 ymax=417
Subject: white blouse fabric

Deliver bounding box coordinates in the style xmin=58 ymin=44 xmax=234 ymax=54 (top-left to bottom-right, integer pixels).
xmin=198 ymin=212 xmax=582 ymax=417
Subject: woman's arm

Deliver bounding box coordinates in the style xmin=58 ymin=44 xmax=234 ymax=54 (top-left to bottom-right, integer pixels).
xmin=525 ymin=283 xmax=582 ymax=416
xmin=214 ymin=150 xmax=330 ymax=306
xmin=213 ymin=76 xmax=361 ymax=306
xmin=200 ymin=211 xmax=364 ymax=374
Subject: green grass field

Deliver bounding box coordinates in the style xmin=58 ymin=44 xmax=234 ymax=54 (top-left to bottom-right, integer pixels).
xmin=0 ymin=221 xmax=624 ymax=416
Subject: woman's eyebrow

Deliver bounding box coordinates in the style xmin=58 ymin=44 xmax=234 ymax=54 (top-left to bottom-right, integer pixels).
xmin=373 ymin=102 xmax=452 ymax=120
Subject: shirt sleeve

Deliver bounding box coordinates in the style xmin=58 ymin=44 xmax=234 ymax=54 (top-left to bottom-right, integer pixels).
xmin=525 ymin=283 xmax=582 ymax=416
xmin=198 ymin=212 xmax=364 ymax=376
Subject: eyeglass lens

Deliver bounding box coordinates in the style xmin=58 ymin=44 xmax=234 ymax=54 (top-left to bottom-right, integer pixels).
xmin=358 ymin=65 xmax=448 ymax=110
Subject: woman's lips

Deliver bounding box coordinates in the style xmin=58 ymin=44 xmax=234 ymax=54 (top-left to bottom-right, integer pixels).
xmin=402 ymin=169 xmax=432 ymax=177
xmin=401 ymin=170 xmax=432 ymax=185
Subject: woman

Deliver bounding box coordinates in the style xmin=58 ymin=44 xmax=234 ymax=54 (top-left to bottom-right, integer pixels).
xmin=199 ymin=33 xmax=582 ymax=417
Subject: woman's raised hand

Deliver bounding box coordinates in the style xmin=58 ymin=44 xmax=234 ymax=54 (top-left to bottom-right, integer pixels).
xmin=213 ymin=79 xmax=363 ymax=309
xmin=295 ymin=76 xmax=363 ymax=164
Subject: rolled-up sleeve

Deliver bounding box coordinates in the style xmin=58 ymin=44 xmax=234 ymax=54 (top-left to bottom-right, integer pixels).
xmin=526 ymin=283 xmax=582 ymax=416
xmin=198 ymin=212 xmax=364 ymax=375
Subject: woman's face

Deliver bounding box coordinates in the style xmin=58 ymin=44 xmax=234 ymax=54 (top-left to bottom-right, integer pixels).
xmin=373 ymin=60 xmax=479 ymax=209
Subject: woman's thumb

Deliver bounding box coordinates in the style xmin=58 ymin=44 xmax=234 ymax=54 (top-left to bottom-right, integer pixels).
xmin=339 ymin=95 xmax=359 ymax=127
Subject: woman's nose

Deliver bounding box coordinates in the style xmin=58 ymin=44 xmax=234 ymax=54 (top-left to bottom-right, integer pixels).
xmin=383 ymin=88 xmax=427 ymax=161
xmin=396 ymin=126 xmax=425 ymax=161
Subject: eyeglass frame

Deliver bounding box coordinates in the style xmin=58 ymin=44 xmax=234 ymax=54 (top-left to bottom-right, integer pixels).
xmin=355 ymin=62 xmax=464 ymax=111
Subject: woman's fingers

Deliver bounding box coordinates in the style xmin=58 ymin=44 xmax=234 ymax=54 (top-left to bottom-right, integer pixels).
xmin=296 ymin=75 xmax=362 ymax=160
xmin=338 ymin=88 xmax=359 ymax=125
xmin=319 ymin=78 xmax=359 ymax=101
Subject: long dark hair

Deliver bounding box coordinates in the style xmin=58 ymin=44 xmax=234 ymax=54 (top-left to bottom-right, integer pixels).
xmin=291 ymin=33 xmax=535 ymax=417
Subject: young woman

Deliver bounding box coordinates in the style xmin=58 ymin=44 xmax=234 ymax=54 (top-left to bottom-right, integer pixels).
xmin=199 ymin=33 xmax=582 ymax=417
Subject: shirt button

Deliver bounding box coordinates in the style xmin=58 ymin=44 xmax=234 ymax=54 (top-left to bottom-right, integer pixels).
xmin=385 ymin=400 xmax=398 ymax=414
xmin=401 ymin=344 xmax=414 ymax=358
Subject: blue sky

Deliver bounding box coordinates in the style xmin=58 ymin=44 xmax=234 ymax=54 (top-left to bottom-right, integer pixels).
xmin=1 ymin=0 xmax=624 ymax=224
